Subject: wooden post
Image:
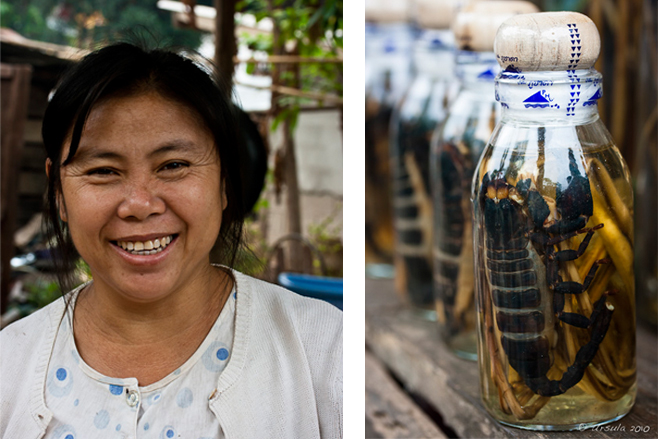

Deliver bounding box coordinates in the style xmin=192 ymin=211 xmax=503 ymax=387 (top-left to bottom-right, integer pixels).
xmin=284 ymin=44 xmax=303 ymax=271
xmin=1 ymin=64 xmax=32 ymax=312
xmin=214 ymin=0 xmax=237 ymax=94
xmin=267 ymin=0 xmax=304 ymax=273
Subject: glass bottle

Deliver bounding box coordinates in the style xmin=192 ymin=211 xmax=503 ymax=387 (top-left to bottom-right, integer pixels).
xmin=472 ymin=12 xmax=636 ymax=430
xmin=390 ymin=29 xmax=458 ymax=319
xmin=430 ymin=49 xmax=499 ymax=357
xmin=365 ymin=22 xmax=414 ymax=279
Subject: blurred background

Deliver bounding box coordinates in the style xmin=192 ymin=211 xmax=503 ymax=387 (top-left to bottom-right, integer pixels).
xmin=1 ymin=0 xmax=344 ymax=324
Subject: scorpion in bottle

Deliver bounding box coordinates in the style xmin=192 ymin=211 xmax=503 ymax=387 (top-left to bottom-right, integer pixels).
xmin=432 ymin=140 xmax=475 ymax=334
xmin=478 ymin=149 xmax=615 ymax=397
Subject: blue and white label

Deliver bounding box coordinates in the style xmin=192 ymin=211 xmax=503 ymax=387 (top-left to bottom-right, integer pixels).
xmin=583 ymin=88 xmax=602 ymax=106
xmin=477 ymin=68 xmax=497 ymax=80
xmin=523 ymin=90 xmax=558 ymax=109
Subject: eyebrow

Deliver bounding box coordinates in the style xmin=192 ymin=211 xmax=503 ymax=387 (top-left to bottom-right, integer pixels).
xmin=69 ymin=139 xmax=204 ymax=164
xmin=147 ymin=140 xmax=203 ymax=158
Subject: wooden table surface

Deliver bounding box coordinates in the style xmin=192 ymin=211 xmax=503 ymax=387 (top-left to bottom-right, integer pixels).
xmin=365 ymin=278 xmax=658 ymax=439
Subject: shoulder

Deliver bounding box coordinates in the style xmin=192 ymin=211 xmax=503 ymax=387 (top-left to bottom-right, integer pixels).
xmin=231 ymin=270 xmax=342 ymax=387
xmin=1 ymin=298 xmax=66 ymax=385
xmin=233 ymin=270 xmax=343 ymax=338
xmin=1 ymin=297 xmax=65 ymax=432
xmin=0 ymin=296 xmax=65 ymax=350
xmin=229 ymin=271 xmax=342 ymax=437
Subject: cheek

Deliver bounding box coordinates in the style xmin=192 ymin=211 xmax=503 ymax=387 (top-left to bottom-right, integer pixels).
xmin=63 ymin=196 xmax=116 ymax=249
xmin=60 ymin=181 xmax=115 ymax=227
xmin=170 ymin=179 xmax=224 ymax=229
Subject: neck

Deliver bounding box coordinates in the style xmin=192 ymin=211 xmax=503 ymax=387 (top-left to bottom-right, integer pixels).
xmin=74 ymin=264 xmax=231 ymax=347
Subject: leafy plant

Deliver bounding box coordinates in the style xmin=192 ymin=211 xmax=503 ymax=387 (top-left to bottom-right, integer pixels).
xmin=0 ymin=0 xmax=203 ymax=49
xmin=232 ymin=215 xmax=270 ymax=278
xmin=307 ymin=203 xmax=342 ymax=277
xmin=236 ymin=0 xmax=343 ymax=124
xmin=23 ymin=278 xmax=61 ymax=310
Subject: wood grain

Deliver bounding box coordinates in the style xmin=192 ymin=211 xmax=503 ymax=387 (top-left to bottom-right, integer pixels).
xmin=366 ymin=278 xmax=658 ymax=438
xmin=366 ymin=350 xmax=448 ymax=438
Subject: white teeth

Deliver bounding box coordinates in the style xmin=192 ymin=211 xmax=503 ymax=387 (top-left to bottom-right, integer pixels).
xmin=117 ymin=235 xmax=174 ymax=255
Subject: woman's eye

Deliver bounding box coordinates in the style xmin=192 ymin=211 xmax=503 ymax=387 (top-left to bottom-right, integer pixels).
xmin=160 ymin=161 xmax=189 ymax=171
xmin=88 ymin=168 xmax=117 ymax=176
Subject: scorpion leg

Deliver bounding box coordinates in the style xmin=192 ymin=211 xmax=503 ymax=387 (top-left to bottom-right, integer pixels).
xmin=554 ymin=258 xmax=610 ymax=328
xmin=526 ymin=294 xmax=615 ymax=396
xmin=529 ymin=224 xmax=603 ymax=251
xmin=548 ymin=224 xmax=604 ymax=261
xmin=546 ymin=217 xmax=589 ymax=235
xmin=553 ymin=258 xmax=609 ymax=297
xmin=542 ymin=230 xmax=610 ymax=328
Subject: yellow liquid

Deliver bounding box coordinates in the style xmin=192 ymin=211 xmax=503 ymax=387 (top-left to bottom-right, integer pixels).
xmin=472 ymin=123 xmax=636 ymax=429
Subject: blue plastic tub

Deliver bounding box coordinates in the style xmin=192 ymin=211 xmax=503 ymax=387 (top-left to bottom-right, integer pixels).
xmin=277 ymin=272 xmax=343 ymax=310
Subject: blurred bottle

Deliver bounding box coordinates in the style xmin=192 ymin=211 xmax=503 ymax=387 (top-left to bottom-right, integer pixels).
xmin=389 ymin=0 xmax=460 ymax=318
xmin=634 ymin=0 xmax=657 ymax=329
xmin=365 ymin=0 xmax=414 ymax=278
xmin=430 ymin=0 xmax=539 ymax=359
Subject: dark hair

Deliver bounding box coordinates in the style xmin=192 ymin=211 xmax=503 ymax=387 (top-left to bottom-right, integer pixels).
xmin=42 ymin=42 xmax=245 ymax=294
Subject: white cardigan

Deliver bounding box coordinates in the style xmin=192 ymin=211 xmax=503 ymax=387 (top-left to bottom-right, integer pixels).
xmin=0 ymin=271 xmax=343 ymax=439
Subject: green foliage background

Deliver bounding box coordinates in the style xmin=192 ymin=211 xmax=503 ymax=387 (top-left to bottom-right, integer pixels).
xmin=1 ymin=0 xmax=203 ymax=49
xmin=237 ymin=0 xmax=343 ymax=131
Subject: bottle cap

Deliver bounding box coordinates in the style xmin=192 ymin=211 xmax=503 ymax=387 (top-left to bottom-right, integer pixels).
xmin=494 ymin=11 xmax=600 ymax=72
xmin=453 ymin=1 xmax=540 ymax=52
xmin=365 ymin=0 xmax=411 ymax=23
xmin=412 ymin=0 xmax=461 ymax=30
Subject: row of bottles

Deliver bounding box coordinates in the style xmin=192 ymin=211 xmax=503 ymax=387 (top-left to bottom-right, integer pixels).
xmin=366 ymin=0 xmax=638 ymax=431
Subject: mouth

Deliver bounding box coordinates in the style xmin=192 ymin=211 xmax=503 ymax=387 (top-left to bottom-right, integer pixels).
xmin=112 ymin=234 xmax=177 ymax=256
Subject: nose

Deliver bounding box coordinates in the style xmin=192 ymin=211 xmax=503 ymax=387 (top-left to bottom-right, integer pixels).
xmin=117 ymin=178 xmax=166 ymax=220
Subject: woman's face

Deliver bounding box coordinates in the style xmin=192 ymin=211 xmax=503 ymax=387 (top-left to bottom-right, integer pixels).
xmin=57 ymin=91 xmax=225 ymax=302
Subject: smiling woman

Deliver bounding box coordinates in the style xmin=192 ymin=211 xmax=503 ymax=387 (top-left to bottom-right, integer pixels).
xmin=0 ymin=43 xmax=342 ymax=439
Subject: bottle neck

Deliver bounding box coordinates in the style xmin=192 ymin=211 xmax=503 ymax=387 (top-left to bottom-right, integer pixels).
xmin=495 ymin=68 xmax=602 ymax=125
xmin=412 ymin=29 xmax=455 ymax=80
xmin=365 ymin=22 xmax=415 ymax=58
xmin=365 ymin=23 xmax=414 ymax=103
xmin=454 ymin=51 xmax=500 ymax=89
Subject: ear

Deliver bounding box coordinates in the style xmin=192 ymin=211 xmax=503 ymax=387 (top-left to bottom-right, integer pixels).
xmin=221 ymin=179 xmax=228 ymax=211
xmin=46 ymin=158 xmax=68 ymax=222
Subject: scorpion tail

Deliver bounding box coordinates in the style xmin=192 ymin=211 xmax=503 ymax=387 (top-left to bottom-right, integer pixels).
xmin=526 ymin=295 xmax=614 ymax=397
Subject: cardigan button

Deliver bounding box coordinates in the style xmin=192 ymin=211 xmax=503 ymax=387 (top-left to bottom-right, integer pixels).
xmin=126 ymin=389 xmax=140 ymax=407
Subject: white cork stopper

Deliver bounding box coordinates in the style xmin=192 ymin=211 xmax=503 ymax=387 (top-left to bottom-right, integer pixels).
xmin=412 ymin=0 xmax=461 ymax=30
xmin=365 ymin=0 xmax=411 ymax=23
xmin=453 ymin=1 xmax=540 ymax=52
xmin=494 ymin=12 xmax=601 ymax=71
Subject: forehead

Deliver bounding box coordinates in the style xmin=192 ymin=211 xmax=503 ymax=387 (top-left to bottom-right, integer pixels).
xmin=66 ymin=91 xmax=216 ymax=159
